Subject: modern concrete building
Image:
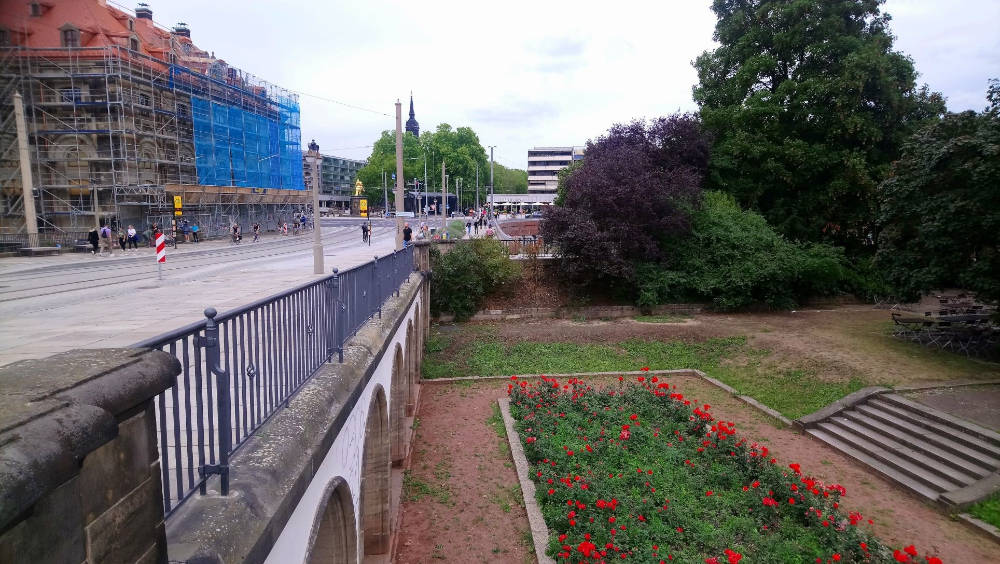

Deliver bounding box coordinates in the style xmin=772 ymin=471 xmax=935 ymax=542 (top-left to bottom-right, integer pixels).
xmin=526 ymin=145 xmax=584 ymax=193
xmin=302 ymin=142 xmax=366 ymax=212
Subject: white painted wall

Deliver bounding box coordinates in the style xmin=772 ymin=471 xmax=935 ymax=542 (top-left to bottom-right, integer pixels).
xmin=264 ymin=289 xmax=420 ymax=564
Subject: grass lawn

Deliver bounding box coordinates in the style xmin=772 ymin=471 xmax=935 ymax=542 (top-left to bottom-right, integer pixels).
xmin=424 ymin=331 xmax=862 ymax=419
xmin=968 ymin=492 xmax=1000 ymax=529
xmin=634 ymin=314 xmax=691 ymax=323
xmin=421 ymin=312 xmax=1000 ymax=420
xmin=508 ymin=375 xmax=936 ymax=563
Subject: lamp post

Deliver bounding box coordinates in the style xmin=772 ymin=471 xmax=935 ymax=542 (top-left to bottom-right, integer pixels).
xmin=304 ymin=140 xmax=324 ymax=274
xmin=488 ymin=145 xmax=496 ymax=219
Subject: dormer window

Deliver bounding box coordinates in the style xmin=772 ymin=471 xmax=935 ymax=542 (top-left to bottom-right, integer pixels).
xmin=61 ymin=26 xmax=80 ymax=48
xmin=129 ymin=36 xmax=139 ymax=51
xmin=128 ymin=19 xmax=134 ymax=31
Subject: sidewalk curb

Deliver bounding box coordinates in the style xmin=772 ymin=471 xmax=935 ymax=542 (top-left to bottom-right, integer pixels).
xmin=498 ymin=397 xmax=555 ymax=564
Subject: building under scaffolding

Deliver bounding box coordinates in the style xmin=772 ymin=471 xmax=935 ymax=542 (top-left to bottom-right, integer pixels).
xmin=0 ymin=6 xmax=307 ymax=240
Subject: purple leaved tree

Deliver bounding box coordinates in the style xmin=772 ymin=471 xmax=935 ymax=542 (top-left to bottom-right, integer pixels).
xmin=541 ymin=114 xmax=711 ymax=288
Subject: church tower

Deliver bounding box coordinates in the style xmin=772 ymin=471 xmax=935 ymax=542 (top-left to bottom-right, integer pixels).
xmin=405 ymin=92 xmax=420 ymax=138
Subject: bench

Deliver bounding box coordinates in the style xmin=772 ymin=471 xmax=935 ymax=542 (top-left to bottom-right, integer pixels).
xmin=17 ymin=246 xmax=62 ymax=257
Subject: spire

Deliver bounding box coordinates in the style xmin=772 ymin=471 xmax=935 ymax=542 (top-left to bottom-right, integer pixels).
xmin=405 ymin=91 xmax=419 ymax=138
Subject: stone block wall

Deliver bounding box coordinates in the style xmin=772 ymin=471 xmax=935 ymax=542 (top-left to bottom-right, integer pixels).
xmin=0 ymin=349 xmax=178 ymax=564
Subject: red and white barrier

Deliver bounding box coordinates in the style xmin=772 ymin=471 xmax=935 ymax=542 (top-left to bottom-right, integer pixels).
xmin=156 ymin=233 xmax=165 ymax=279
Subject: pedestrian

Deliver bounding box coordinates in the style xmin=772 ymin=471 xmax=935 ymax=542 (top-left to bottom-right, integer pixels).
xmin=403 ymin=222 xmax=412 ymax=248
xmin=300 ymin=214 xmax=307 ymax=230
xmin=99 ymin=224 xmax=113 ymax=256
xmin=191 ymin=223 xmax=199 ymax=243
xmin=232 ymin=223 xmax=241 ymax=245
xmin=117 ymin=229 xmax=127 ymax=252
xmin=253 ymin=223 xmax=261 ymax=243
xmin=127 ymin=224 xmax=138 ymax=250
xmin=361 ymin=222 xmax=368 ymax=243
xmin=87 ymin=227 xmax=99 ymax=255
xmin=466 ymin=218 xmax=472 ymax=236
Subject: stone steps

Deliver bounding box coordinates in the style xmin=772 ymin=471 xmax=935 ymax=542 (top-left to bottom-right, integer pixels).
xmin=803 ymin=392 xmax=1000 ymax=503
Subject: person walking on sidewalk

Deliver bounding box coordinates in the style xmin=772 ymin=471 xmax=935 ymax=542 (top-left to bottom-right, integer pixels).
xmin=117 ymin=229 xmax=127 ymax=253
xmin=253 ymin=223 xmax=261 ymax=243
xmin=87 ymin=227 xmax=99 ymax=255
xmin=126 ymin=225 xmax=138 ymax=251
xmin=99 ymin=224 xmax=113 ymax=257
xmin=403 ymin=222 xmax=412 ymax=248
xmin=361 ymin=222 xmax=368 ymax=243
xmin=191 ymin=223 xmax=200 ymax=243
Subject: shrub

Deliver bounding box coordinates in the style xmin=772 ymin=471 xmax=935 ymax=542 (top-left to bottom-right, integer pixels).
xmin=430 ymin=239 xmax=520 ymax=320
xmin=637 ymin=192 xmax=849 ymax=310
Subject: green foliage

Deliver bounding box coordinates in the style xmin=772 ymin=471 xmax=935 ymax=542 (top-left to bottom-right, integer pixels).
xmin=969 ymin=492 xmax=1000 ymax=529
xmin=429 ymin=239 xmax=521 ymax=321
xmin=356 ymin=123 xmax=523 ymax=211
xmin=637 ymin=192 xmax=849 ymax=310
xmin=491 ymin=162 xmax=529 ymax=195
xmin=693 ymin=0 xmax=946 ymax=252
xmin=553 ymin=160 xmax=582 ymax=206
xmin=875 ymin=80 xmax=1000 ymax=303
xmin=509 ymin=377 xmax=902 ymax=562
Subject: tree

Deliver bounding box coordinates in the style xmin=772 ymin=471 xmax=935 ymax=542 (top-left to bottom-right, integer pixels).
xmin=355 ymin=131 xmax=423 ymax=208
xmin=875 ymin=80 xmax=1000 ymax=303
xmin=541 ymin=114 xmax=710 ymax=287
xmin=420 ymin=124 xmax=489 ymax=211
xmin=693 ymin=0 xmax=945 ymax=252
xmin=492 ymin=163 xmax=528 ymax=194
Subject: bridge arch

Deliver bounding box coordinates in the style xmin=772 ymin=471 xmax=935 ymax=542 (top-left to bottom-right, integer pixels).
xmin=405 ymin=320 xmax=415 ymax=416
xmin=306 ymin=477 xmax=357 ymax=564
xmin=360 ymin=385 xmax=390 ymax=556
xmin=390 ymin=344 xmax=405 ymax=466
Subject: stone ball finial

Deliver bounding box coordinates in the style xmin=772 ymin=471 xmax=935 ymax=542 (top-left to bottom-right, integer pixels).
xmin=204 ymin=307 xmax=218 ymax=319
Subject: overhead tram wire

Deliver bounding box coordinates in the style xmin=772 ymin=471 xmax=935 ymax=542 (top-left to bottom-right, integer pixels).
xmin=106 ymin=0 xmax=393 ymax=119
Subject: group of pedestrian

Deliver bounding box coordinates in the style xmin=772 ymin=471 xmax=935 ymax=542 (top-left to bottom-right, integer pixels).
xmin=361 ymin=221 xmax=373 ymax=245
xmin=87 ymin=224 xmax=140 ymax=257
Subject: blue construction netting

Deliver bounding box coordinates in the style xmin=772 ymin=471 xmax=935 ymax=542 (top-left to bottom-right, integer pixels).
xmin=183 ymin=70 xmax=303 ymax=190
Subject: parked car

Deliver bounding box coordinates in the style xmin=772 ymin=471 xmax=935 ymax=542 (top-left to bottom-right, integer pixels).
xmin=527 ymin=211 xmax=544 ymax=218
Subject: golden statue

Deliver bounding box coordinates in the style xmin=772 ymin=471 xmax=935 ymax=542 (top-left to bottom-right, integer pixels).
xmin=354 ymin=179 xmax=364 ymax=196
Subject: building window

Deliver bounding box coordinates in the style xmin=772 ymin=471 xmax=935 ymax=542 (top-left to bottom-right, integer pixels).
xmin=0 ymin=29 xmax=8 ymax=46
xmin=61 ymin=28 xmax=80 ymax=48
xmin=128 ymin=19 xmax=134 ymax=31
xmin=130 ymin=37 xmax=139 ymax=51
xmin=138 ymin=93 xmax=150 ymax=106
xmin=30 ymin=3 xmax=41 ymax=16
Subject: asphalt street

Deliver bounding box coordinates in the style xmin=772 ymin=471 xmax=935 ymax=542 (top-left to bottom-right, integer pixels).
xmin=0 ymin=218 xmax=400 ymax=367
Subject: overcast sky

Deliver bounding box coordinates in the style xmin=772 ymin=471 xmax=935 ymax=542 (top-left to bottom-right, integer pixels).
xmin=135 ymin=0 xmax=999 ymax=169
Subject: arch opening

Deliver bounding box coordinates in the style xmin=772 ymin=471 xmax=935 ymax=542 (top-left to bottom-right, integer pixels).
xmin=306 ymin=478 xmax=358 ymax=564
xmin=360 ymin=386 xmax=390 ymax=556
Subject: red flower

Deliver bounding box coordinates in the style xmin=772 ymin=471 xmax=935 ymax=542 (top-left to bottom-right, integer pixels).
xmin=788 ymin=498 xmax=796 ymax=505
xmin=762 ymin=497 xmax=778 ymax=507
xmin=706 ymin=490 xmax=714 ymax=496
xmin=894 ymin=550 xmax=910 ymax=562
xmin=577 ymin=540 xmax=597 ymax=557
xmin=926 ymin=558 xmax=942 ymax=564
xmin=904 ymin=546 xmax=918 ymax=557
xmin=641 ymin=366 xmax=650 ymax=371
xmin=630 ymin=413 xmax=639 ymax=421
xmin=832 ymin=555 xmax=841 ymax=562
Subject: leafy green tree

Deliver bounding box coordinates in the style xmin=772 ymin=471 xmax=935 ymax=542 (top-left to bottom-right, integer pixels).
xmin=492 ymin=163 xmax=528 ymax=194
xmin=429 ymin=239 xmax=521 ymax=320
xmin=693 ymin=0 xmax=945 ymax=252
xmin=875 ymin=80 xmax=1000 ymax=303
xmin=421 ymin=124 xmax=489 ymax=211
xmin=355 ymin=131 xmax=423 ymax=208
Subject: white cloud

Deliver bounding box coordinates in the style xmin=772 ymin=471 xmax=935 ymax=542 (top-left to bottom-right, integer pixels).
xmin=143 ymin=0 xmax=999 ymax=170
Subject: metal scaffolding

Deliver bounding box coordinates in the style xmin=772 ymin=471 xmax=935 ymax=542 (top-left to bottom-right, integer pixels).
xmin=0 ymin=45 xmax=307 ymax=239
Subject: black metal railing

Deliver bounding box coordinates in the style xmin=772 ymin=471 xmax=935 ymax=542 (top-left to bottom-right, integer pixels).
xmin=497 ymin=236 xmax=555 ymax=257
xmin=0 ymin=232 xmax=90 ymax=251
xmin=133 ymin=245 xmax=415 ymax=515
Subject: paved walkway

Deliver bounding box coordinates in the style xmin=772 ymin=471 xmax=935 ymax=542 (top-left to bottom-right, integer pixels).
xmin=0 ymin=220 xmax=399 ymax=367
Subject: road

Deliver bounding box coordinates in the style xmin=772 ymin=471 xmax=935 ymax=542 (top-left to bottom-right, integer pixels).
xmin=0 ymin=218 xmax=399 ymax=367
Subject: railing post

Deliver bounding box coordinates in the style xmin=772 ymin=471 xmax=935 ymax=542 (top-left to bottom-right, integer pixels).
xmin=330 ymin=268 xmax=343 ymax=363
xmin=374 ymin=255 xmax=381 ymax=318
xmin=201 ymin=307 xmax=231 ymax=495
xmin=394 ymin=249 xmax=401 ymax=297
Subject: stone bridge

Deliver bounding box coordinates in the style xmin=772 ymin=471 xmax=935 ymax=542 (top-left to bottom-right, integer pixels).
xmin=0 ymin=243 xmax=434 ymax=563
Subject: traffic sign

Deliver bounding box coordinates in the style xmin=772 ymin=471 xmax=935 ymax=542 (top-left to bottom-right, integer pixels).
xmin=173 ymin=195 xmax=182 ymax=209
xmin=174 ymin=210 xmax=183 ymax=216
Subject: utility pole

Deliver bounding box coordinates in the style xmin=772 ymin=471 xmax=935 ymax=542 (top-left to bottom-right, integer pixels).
xmin=394 ymin=100 xmax=404 ymax=250
xmin=423 ymin=155 xmax=428 ymax=217
xmin=440 ymin=161 xmax=447 ymax=232
xmin=488 ymin=146 xmax=495 ymax=219
xmin=476 ymin=163 xmax=480 ymax=211
xmin=306 ymin=141 xmax=324 ymax=274
xmin=13 ymin=93 xmax=39 ymax=247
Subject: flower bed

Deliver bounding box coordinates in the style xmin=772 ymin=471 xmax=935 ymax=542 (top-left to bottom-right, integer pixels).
xmin=507 ymin=373 xmax=945 ymax=563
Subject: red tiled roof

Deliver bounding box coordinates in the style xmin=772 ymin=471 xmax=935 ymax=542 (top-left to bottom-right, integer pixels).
xmin=0 ymin=0 xmax=212 ymax=69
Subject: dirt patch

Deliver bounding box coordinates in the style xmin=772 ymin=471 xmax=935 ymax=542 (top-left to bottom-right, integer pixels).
xmin=499 ymin=220 xmax=540 ymax=237
xmin=394 ymin=380 xmax=534 ymax=563
xmin=397 ymin=377 xmax=994 ymax=562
